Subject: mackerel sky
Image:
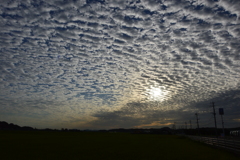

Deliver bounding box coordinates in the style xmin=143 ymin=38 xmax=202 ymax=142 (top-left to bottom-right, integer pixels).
xmin=0 ymin=0 xmax=240 ymax=130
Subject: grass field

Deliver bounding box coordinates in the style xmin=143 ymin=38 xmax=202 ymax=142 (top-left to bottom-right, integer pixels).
xmin=0 ymin=131 xmax=238 ymax=160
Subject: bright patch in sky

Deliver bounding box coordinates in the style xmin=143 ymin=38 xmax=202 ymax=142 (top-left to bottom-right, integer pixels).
xmin=150 ymin=88 xmax=163 ymax=98
xmin=147 ymin=87 xmax=168 ymax=101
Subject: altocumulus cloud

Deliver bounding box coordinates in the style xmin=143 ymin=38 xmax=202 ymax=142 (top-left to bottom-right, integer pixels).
xmin=0 ymin=0 xmax=240 ymax=129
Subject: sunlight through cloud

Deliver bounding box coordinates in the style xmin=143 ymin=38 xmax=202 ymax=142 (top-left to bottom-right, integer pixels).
xmin=146 ymin=87 xmax=170 ymax=102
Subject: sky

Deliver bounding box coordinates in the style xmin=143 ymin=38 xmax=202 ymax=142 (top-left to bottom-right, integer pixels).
xmin=0 ymin=0 xmax=240 ymax=130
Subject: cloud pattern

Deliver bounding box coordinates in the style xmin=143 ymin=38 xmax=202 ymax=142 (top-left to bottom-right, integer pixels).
xmin=0 ymin=0 xmax=240 ymax=129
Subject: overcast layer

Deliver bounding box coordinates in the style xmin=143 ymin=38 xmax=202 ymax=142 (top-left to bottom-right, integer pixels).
xmin=0 ymin=0 xmax=240 ymax=129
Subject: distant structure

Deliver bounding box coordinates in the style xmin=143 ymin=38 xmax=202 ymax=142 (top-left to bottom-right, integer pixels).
xmin=195 ymin=113 xmax=200 ymax=135
xmin=211 ymin=102 xmax=218 ymax=137
xmin=230 ymin=130 xmax=240 ymax=137
xmin=219 ymin=108 xmax=225 ymax=137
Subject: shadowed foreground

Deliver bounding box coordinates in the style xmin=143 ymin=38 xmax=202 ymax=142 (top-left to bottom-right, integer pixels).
xmin=0 ymin=131 xmax=238 ymax=160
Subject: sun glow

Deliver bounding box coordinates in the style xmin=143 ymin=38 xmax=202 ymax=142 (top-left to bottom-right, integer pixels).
xmin=147 ymin=87 xmax=169 ymax=101
xmin=151 ymin=88 xmax=163 ymax=97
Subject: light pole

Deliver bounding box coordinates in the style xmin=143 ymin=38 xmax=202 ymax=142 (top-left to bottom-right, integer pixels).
xmin=212 ymin=102 xmax=218 ymax=137
xmin=195 ymin=113 xmax=200 ymax=135
xmin=219 ymin=108 xmax=225 ymax=137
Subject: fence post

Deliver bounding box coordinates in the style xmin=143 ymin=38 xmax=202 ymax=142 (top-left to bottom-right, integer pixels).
xmin=233 ymin=139 xmax=236 ymax=150
xmin=224 ymin=138 xmax=226 ymax=148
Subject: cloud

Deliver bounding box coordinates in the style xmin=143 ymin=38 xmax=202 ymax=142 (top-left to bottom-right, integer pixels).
xmin=134 ymin=121 xmax=173 ymax=128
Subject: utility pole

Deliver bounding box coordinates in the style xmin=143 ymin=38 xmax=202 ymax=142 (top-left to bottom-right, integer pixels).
xmin=195 ymin=113 xmax=200 ymax=135
xmin=189 ymin=120 xmax=192 ymax=129
xmin=212 ymin=102 xmax=218 ymax=137
xmin=185 ymin=122 xmax=187 ymax=129
xmin=219 ymin=108 xmax=225 ymax=137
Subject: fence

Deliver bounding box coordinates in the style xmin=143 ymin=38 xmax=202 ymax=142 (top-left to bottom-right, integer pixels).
xmin=187 ymin=135 xmax=240 ymax=154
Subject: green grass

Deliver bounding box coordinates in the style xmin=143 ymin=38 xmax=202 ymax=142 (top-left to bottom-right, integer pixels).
xmin=0 ymin=131 xmax=238 ymax=160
